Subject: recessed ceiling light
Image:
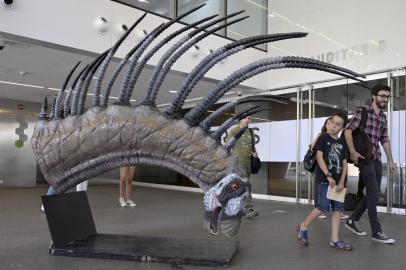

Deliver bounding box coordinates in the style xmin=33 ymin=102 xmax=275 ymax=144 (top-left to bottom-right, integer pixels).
xmin=269 ymin=14 xmax=275 ymax=18
xmin=169 ymin=90 xmax=177 ymax=93
xmin=138 ymin=0 xmax=149 ymax=3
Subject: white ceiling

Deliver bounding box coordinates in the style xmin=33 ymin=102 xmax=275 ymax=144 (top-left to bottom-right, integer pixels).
xmin=0 ymin=35 xmax=257 ymax=109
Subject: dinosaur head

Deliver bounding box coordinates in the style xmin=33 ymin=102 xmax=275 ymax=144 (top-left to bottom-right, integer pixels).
xmin=203 ymin=173 xmax=250 ymax=237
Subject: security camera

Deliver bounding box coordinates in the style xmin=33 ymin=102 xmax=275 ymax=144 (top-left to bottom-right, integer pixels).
xmin=237 ymin=91 xmax=243 ymax=97
xmin=115 ymin=24 xmax=128 ymax=38
xmin=0 ymin=40 xmax=6 ymax=50
xmin=189 ymin=45 xmax=200 ymax=58
xmin=93 ymin=17 xmax=109 ymax=34
xmin=135 ymin=29 xmax=148 ymax=42
xmin=206 ymin=49 xmax=214 ymax=56
xmin=1 ymin=0 xmax=16 ymax=9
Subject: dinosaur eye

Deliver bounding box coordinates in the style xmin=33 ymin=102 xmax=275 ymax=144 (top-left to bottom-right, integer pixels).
xmin=231 ymin=182 xmax=238 ymax=190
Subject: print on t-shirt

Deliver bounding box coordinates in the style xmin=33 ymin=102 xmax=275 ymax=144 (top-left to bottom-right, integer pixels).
xmin=327 ymin=142 xmax=343 ymax=175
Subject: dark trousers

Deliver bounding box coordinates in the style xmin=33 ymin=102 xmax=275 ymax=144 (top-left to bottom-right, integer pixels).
xmin=350 ymin=160 xmax=382 ymax=235
xmin=357 ymin=173 xmax=365 ymax=200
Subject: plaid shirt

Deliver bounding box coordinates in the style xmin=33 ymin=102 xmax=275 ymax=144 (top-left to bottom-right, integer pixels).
xmin=346 ymin=106 xmax=390 ymax=161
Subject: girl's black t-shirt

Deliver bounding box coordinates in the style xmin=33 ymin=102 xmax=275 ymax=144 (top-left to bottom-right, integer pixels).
xmin=313 ymin=133 xmax=348 ymax=183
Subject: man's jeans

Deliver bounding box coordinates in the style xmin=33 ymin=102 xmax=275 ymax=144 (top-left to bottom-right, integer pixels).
xmin=350 ymin=160 xmax=382 ymax=235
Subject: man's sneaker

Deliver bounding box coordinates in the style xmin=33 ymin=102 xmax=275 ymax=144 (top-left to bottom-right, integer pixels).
xmin=119 ymin=197 xmax=127 ymax=207
xmin=340 ymin=213 xmax=349 ymax=220
xmin=126 ymin=199 xmax=136 ymax=207
xmin=296 ymin=225 xmax=309 ymax=246
xmin=371 ymin=232 xmax=395 ymax=244
xmin=318 ymin=213 xmax=327 ymax=219
xmin=245 ymin=208 xmax=259 ymax=219
xmin=329 ymin=240 xmax=353 ymax=251
xmin=345 ymin=219 xmax=367 ymax=236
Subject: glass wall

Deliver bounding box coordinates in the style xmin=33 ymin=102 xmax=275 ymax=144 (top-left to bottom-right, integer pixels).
xmin=116 ymin=0 xmax=175 ymax=17
xmin=178 ymin=0 xmax=226 ymax=36
xmin=114 ymin=0 xmax=268 ymax=51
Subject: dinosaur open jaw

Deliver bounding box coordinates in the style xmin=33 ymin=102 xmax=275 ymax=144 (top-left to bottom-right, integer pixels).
xmin=210 ymin=206 xmax=223 ymax=235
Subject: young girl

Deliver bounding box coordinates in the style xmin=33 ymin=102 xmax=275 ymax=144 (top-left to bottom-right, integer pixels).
xmin=118 ymin=166 xmax=136 ymax=207
xmin=315 ymin=118 xmax=349 ymax=220
xmin=297 ymin=112 xmax=352 ymax=250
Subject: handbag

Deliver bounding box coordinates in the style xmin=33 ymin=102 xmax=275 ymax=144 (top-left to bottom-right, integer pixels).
xmin=249 ymin=128 xmax=261 ymax=174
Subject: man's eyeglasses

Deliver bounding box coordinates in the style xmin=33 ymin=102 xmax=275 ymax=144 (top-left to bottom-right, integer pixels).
xmin=376 ymin=94 xmax=391 ymax=100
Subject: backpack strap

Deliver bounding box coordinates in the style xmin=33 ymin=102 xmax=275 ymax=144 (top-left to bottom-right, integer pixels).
xmin=358 ymin=107 xmax=368 ymax=131
xmin=249 ymin=128 xmax=256 ymax=152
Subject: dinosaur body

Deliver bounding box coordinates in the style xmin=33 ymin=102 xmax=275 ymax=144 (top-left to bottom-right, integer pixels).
xmin=30 ymin=7 xmax=364 ymax=237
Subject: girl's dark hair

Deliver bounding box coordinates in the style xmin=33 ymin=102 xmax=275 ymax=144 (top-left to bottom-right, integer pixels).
xmin=321 ymin=116 xmax=332 ymax=132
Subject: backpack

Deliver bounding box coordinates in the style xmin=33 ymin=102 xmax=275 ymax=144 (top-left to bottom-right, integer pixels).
xmin=303 ymin=146 xmax=317 ymax=172
xmin=303 ymin=133 xmax=323 ymax=173
xmin=345 ymin=107 xmax=373 ymax=167
xmin=249 ymin=128 xmax=261 ymax=174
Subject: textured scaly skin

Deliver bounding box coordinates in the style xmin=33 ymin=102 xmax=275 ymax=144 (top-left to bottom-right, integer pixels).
xmin=31 ymin=105 xmax=243 ymax=193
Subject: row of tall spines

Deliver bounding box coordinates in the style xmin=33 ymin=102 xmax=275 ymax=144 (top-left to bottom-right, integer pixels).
xmin=63 ymin=65 xmax=89 ymax=118
xmin=92 ymin=12 xmax=147 ymax=107
xmin=141 ymin=12 xmax=244 ymax=105
xmin=162 ymin=32 xmax=308 ymax=119
xmin=39 ymin=61 xmax=85 ymax=120
xmin=211 ymin=105 xmax=265 ymax=141
xmin=143 ymin=11 xmax=248 ymax=106
xmin=77 ymin=52 xmax=110 ymax=115
xmin=102 ymin=4 xmax=210 ymax=107
xmin=124 ymin=14 xmax=219 ymax=104
xmin=184 ymin=56 xmax=365 ymax=127
xmin=52 ymin=61 xmax=81 ymax=119
xmin=200 ymin=95 xmax=285 ymax=132
xmin=70 ymin=49 xmax=110 ymax=116
xmin=117 ymin=4 xmax=208 ymax=105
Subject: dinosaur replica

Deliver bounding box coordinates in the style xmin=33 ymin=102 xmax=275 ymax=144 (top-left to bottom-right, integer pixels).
xmin=31 ymin=4 xmax=364 ymax=237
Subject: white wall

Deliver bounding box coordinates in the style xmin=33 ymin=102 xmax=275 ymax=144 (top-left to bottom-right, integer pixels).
xmin=0 ymin=0 xmax=268 ymax=89
xmin=266 ymin=0 xmax=406 ymax=89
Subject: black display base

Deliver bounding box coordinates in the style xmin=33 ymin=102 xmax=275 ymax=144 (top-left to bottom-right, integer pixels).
xmin=42 ymin=191 xmax=239 ymax=267
xmin=50 ymin=233 xmax=239 ymax=267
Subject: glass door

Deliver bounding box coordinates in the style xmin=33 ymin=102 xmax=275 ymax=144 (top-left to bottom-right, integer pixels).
xmin=388 ymin=70 xmax=406 ymax=214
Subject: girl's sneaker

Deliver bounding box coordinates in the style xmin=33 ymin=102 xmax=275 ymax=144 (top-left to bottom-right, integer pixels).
xmin=296 ymin=225 xmax=309 ymax=246
xmin=119 ymin=197 xmax=127 ymax=207
xmin=329 ymin=240 xmax=353 ymax=251
xmin=126 ymin=199 xmax=136 ymax=207
xmin=318 ymin=213 xmax=327 ymax=219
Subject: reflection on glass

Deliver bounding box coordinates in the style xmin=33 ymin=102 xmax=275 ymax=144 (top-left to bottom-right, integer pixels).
xmin=178 ymin=0 xmax=226 ymax=36
xmin=227 ymin=0 xmax=268 ymax=51
xmin=117 ymin=0 xmax=175 ymax=18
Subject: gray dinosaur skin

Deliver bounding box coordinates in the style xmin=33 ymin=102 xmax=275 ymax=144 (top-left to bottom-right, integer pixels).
xmin=32 ymin=105 xmax=245 ymax=191
xmin=31 ymin=104 xmax=248 ymax=236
